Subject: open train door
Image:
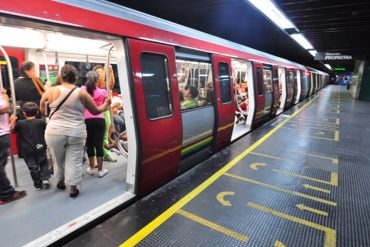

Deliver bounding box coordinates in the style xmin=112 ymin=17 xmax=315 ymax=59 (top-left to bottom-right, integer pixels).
xmin=127 ymin=39 xmax=182 ymax=194
xmin=211 ymin=55 xmax=235 ymax=152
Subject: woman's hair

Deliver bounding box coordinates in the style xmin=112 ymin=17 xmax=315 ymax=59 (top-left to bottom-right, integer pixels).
xmin=85 ymin=71 xmax=100 ymax=96
xmin=60 ymin=64 xmax=78 ymax=83
xmin=93 ymin=65 xmax=103 ymax=72
xmin=20 ymin=61 xmax=35 ymax=78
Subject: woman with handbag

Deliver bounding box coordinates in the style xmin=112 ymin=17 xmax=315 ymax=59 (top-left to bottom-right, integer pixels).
xmin=40 ymin=65 xmax=110 ymax=198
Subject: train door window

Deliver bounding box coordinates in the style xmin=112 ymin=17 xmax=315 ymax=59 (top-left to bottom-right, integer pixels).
xmin=219 ymin=62 xmax=232 ymax=104
xmin=263 ymin=67 xmax=273 ymax=113
xmin=256 ymin=67 xmax=263 ymax=96
xmin=141 ymin=53 xmax=172 ymax=119
xmin=176 ymin=59 xmax=213 ymax=110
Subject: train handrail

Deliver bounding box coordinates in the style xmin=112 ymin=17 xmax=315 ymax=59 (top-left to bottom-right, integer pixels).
xmin=0 ymin=45 xmax=19 ymax=187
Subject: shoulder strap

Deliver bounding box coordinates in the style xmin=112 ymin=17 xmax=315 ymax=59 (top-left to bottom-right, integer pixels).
xmin=31 ymin=77 xmax=45 ymax=96
xmin=49 ymin=87 xmax=78 ymax=120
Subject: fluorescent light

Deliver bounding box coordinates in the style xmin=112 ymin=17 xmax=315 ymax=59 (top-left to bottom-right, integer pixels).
xmin=324 ymin=64 xmax=332 ymax=70
xmin=308 ymin=50 xmax=318 ymax=57
xmin=0 ymin=26 xmax=45 ymax=49
xmin=291 ymin=34 xmax=314 ymax=50
xmin=46 ymin=33 xmax=109 ymax=56
xmin=248 ymin=0 xmax=295 ymax=29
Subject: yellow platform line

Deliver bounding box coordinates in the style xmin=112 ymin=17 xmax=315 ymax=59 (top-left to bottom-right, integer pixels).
xmin=273 ymin=169 xmax=338 ymax=186
xmin=177 ymin=209 xmax=248 ymax=242
xmin=224 ymin=173 xmax=336 ymax=206
xmin=119 ymin=95 xmax=319 ymax=247
xmin=248 ymin=202 xmax=336 ymax=247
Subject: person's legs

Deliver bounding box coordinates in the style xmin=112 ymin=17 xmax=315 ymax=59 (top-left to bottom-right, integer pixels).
xmin=37 ymin=152 xmax=50 ymax=187
xmin=94 ymin=119 xmax=107 ymax=177
xmin=85 ymin=119 xmax=96 ymax=171
xmin=65 ymin=136 xmax=85 ymax=197
xmin=45 ymin=134 xmax=67 ymax=188
xmin=23 ymin=155 xmax=42 ymax=189
xmin=103 ymin=110 xmax=111 ymax=157
xmin=103 ymin=111 xmax=117 ymax=162
xmin=0 ymin=134 xmax=15 ymax=198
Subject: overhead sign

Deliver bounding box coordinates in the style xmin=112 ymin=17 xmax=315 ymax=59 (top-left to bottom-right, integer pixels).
xmin=315 ymin=52 xmax=353 ymax=61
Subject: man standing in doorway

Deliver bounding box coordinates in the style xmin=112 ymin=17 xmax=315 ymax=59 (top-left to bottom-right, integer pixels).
xmin=0 ymin=89 xmax=26 ymax=205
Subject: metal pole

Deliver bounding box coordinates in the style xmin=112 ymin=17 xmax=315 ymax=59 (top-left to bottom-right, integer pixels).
xmin=105 ymin=45 xmax=115 ymax=132
xmin=0 ymin=67 xmax=3 ymax=91
xmin=41 ymin=51 xmax=50 ymax=82
xmin=0 ymin=45 xmax=19 ymax=187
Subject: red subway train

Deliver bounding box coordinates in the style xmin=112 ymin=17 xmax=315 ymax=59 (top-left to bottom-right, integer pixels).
xmin=0 ymin=1 xmax=329 ymax=246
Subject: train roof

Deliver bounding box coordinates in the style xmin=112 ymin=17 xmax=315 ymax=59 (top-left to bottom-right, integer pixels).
xmin=1 ymin=0 xmax=327 ymax=74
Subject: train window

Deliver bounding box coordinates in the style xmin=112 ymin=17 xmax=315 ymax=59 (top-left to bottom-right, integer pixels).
xmin=176 ymin=59 xmax=213 ymax=110
xmin=65 ymin=61 xmax=121 ymax=93
xmin=256 ymin=67 xmax=263 ymax=96
xmin=141 ymin=53 xmax=173 ymax=119
xmin=218 ymin=63 xmax=232 ymax=104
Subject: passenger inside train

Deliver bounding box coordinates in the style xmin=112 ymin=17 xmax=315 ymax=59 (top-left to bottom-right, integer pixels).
xmin=0 ymin=22 xmax=133 ymax=246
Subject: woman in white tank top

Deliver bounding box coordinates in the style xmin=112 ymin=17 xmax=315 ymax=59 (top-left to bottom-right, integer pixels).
xmin=40 ymin=65 xmax=110 ymax=198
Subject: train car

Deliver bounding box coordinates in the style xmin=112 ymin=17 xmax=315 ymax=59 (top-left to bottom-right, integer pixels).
xmin=0 ymin=1 xmax=329 ymax=246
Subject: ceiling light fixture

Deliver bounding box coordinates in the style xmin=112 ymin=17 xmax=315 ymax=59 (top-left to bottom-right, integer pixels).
xmin=248 ymin=0 xmax=295 ymax=29
xmin=324 ymin=64 xmax=332 ymax=70
xmin=308 ymin=50 xmax=318 ymax=57
xmin=290 ymin=33 xmax=314 ymax=50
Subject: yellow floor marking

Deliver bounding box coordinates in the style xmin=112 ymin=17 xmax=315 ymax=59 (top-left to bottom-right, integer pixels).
xmin=224 ymin=173 xmax=336 ymax=206
xmin=273 ymin=169 xmax=338 ymax=186
xmin=177 ymin=209 xmax=248 ymax=242
xmin=119 ymin=95 xmax=319 ymax=247
xmin=275 ymin=240 xmax=286 ymax=247
xmin=334 ymin=131 xmax=339 ymax=141
xmin=290 ymin=119 xmax=339 ymax=127
xmin=303 ymin=184 xmax=331 ymax=194
xmin=287 ymin=149 xmax=339 ymax=165
xmin=288 ymin=123 xmax=338 ymax=131
xmin=296 ymin=203 xmax=329 ymax=216
xmin=336 ymin=118 xmax=340 ymax=125
xmin=337 ymin=109 xmax=340 ymax=114
xmin=280 ymin=127 xmax=339 ymax=142
xmin=296 ymin=114 xmax=339 ymax=120
xmin=288 ymin=122 xmax=339 ymax=131
xmin=216 ymin=192 xmax=235 ymax=206
xmin=250 ymin=152 xmax=286 ymax=161
xmin=250 ymin=163 xmax=267 ymax=170
xmin=248 ymin=202 xmax=336 ymax=247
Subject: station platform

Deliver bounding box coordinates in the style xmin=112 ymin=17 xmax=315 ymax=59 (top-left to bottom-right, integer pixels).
xmin=65 ymin=85 xmax=370 ymax=247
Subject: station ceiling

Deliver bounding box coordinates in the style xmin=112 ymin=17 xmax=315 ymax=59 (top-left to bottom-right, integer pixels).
xmin=110 ymin=0 xmax=370 ymax=73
